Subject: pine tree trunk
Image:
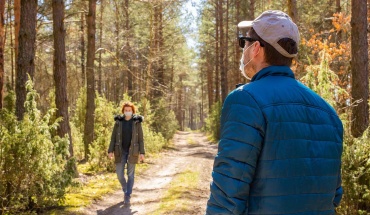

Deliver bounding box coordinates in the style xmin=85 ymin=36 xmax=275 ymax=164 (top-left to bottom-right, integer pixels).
xmin=220 ymin=0 xmax=229 ymax=102
xmin=177 ymin=74 xmax=184 ymax=130
xmin=336 ymin=0 xmax=341 ymax=13
xmin=151 ymin=0 xmax=164 ymax=100
xmin=7 ymin=0 xmax=14 ymax=89
xmin=80 ymin=11 xmax=85 ymax=87
xmin=147 ymin=1 xmax=157 ymax=100
xmin=157 ymin=3 xmax=164 ymax=98
xmin=125 ymin=0 xmax=133 ymax=98
xmin=351 ymin=0 xmax=369 ymax=137
xmin=52 ymin=0 xmax=78 ymax=176
xmin=287 ymin=0 xmax=298 ymax=23
xmin=98 ymin=0 xmax=104 ymax=95
xmin=14 ymin=0 xmax=20 ymax=70
xmin=206 ymin=52 xmax=213 ymax=110
xmin=15 ymin=0 xmax=37 ymax=120
xmin=84 ymin=0 xmax=96 ymax=160
xmin=220 ymin=0 xmax=227 ymax=103
xmin=169 ymin=46 xmax=174 ymax=106
xmin=215 ymin=0 xmax=220 ymax=103
xmin=0 ymin=0 xmax=5 ymax=109
xmin=113 ymin=0 xmax=120 ymax=103
xmin=235 ymin=0 xmax=242 ymax=86
xmin=250 ymin=0 xmax=255 ymax=19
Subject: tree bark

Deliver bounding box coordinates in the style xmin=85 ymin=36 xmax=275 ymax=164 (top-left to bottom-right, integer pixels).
xmin=52 ymin=0 xmax=78 ymax=176
xmin=336 ymin=0 xmax=341 ymax=13
xmin=80 ymin=11 xmax=85 ymax=87
xmin=287 ymin=0 xmax=298 ymax=23
xmin=14 ymin=0 xmax=20 ymax=70
xmin=125 ymin=0 xmax=133 ymax=98
xmin=351 ymin=0 xmax=368 ymax=137
xmin=83 ymin=0 xmax=96 ymax=160
xmin=158 ymin=2 xmax=164 ymax=98
xmin=206 ymin=51 xmax=213 ymax=110
xmin=215 ymin=0 xmax=220 ymax=103
xmin=7 ymin=0 xmax=14 ymax=89
xmin=150 ymin=0 xmax=164 ymax=100
xmin=0 ymin=0 xmax=5 ymax=109
xmin=219 ymin=0 xmax=226 ymax=103
xmin=250 ymin=0 xmax=255 ymax=20
xmin=113 ymin=0 xmax=120 ymax=103
xmin=235 ymin=0 xmax=242 ymax=86
xmin=220 ymin=0 xmax=229 ymax=103
xmin=15 ymin=0 xmax=37 ymax=120
xmin=177 ymin=74 xmax=184 ymax=130
xmin=98 ymin=0 xmax=104 ymax=95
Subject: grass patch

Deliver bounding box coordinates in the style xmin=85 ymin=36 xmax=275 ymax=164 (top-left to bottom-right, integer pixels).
xmin=187 ymin=137 xmax=197 ymax=145
xmin=43 ymin=163 xmax=149 ymax=215
xmin=206 ymin=133 xmax=218 ymax=144
xmin=152 ymin=169 xmax=200 ymax=215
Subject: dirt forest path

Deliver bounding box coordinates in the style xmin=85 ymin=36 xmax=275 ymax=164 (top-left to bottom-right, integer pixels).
xmin=82 ymin=131 xmax=218 ymax=215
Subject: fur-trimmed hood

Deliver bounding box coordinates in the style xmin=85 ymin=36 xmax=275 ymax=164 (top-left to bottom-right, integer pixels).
xmin=114 ymin=114 xmax=144 ymax=123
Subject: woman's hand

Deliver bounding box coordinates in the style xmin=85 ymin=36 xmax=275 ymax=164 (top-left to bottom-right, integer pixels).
xmin=108 ymin=152 xmax=114 ymax=159
xmin=140 ymin=154 xmax=145 ymax=162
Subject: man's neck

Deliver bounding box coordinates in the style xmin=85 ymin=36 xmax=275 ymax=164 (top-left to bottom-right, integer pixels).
xmin=252 ymin=63 xmax=270 ymax=78
xmin=255 ymin=63 xmax=270 ymax=74
xmin=125 ymin=116 xmax=132 ymax=121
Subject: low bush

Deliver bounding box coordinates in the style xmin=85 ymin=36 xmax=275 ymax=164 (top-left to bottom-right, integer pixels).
xmin=0 ymin=81 xmax=74 ymax=214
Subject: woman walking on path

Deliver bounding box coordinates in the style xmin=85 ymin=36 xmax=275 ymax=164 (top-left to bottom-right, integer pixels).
xmin=108 ymin=101 xmax=145 ymax=206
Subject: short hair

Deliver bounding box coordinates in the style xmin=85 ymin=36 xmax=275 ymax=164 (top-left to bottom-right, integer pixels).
xmin=249 ymin=28 xmax=297 ymax=67
xmin=121 ymin=101 xmax=136 ymax=114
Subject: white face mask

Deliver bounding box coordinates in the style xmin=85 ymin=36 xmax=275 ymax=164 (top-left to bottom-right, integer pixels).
xmin=239 ymin=43 xmax=259 ymax=80
xmin=124 ymin=112 xmax=133 ymax=117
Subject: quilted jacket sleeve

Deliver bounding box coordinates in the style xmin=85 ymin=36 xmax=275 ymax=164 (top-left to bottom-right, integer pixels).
xmin=333 ymin=170 xmax=343 ymax=207
xmin=206 ymin=89 xmax=266 ymax=215
xmin=108 ymin=121 xmax=117 ymax=153
xmin=137 ymin=122 xmax=145 ymax=154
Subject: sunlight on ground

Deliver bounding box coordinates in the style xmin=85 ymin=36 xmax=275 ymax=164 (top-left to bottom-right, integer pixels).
xmin=187 ymin=137 xmax=197 ymax=145
xmin=153 ymin=168 xmax=200 ymax=215
xmin=44 ymin=163 xmax=149 ymax=215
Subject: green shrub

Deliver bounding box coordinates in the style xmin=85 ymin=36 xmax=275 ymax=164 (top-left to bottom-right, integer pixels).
xmin=337 ymin=121 xmax=370 ymax=214
xmin=301 ymin=50 xmax=370 ymax=214
xmin=137 ymin=98 xmax=176 ymax=151
xmin=150 ymin=99 xmax=179 ymax=141
xmin=70 ymin=121 xmax=84 ymax=161
xmin=71 ymin=87 xmax=87 ymax=136
xmin=204 ymin=101 xmax=221 ymax=141
xmin=0 ymin=81 xmax=74 ymax=213
xmin=87 ymin=94 xmax=116 ymax=172
xmin=143 ymin=123 xmax=167 ymax=154
xmin=301 ymin=48 xmax=348 ymax=109
xmin=70 ymin=88 xmax=87 ymax=162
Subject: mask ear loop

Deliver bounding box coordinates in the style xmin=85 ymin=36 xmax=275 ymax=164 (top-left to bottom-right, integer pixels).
xmin=244 ymin=45 xmax=260 ymax=67
xmin=241 ymin=44 xmax=261 ymax=80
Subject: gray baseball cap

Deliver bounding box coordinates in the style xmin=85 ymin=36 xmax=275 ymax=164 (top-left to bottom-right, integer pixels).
xmin=238 ymin=10 xmax=299 ymax=58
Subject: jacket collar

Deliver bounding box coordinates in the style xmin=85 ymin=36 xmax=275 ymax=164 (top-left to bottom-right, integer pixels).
xmin=114 ymin=114 xmax=144 ymax=123
xmin=251 ymin=66 xmax=295 ymax=82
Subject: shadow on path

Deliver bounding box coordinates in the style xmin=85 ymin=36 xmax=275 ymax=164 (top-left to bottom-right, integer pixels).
xmin=96 ymin=202 xmax=138 ymax=215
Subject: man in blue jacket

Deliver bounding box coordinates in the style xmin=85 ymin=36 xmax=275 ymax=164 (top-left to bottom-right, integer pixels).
xmin=206 ymin=10 xmax=343 ymax=215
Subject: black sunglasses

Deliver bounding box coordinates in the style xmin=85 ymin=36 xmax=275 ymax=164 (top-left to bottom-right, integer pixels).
xmin=238 ymin=37 xmax=265 ymax=48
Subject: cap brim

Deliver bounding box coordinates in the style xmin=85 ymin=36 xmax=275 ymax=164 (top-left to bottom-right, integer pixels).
xmin=237 ymin=21 xmax=253 ymax=29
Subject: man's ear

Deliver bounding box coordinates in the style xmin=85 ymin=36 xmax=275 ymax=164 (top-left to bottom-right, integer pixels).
xmin=253 ymin=42 xmax=262 ymax=56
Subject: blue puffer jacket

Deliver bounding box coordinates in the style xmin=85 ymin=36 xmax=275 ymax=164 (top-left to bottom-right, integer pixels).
xmin=206 ymin=66 xmax=343 ymax=215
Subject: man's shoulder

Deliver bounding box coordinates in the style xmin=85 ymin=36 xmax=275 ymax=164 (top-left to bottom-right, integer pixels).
xmin=224 ymin=84 xmax=262 ymax=109
xmin=228 ymin=81 xmax=264 ymax=99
